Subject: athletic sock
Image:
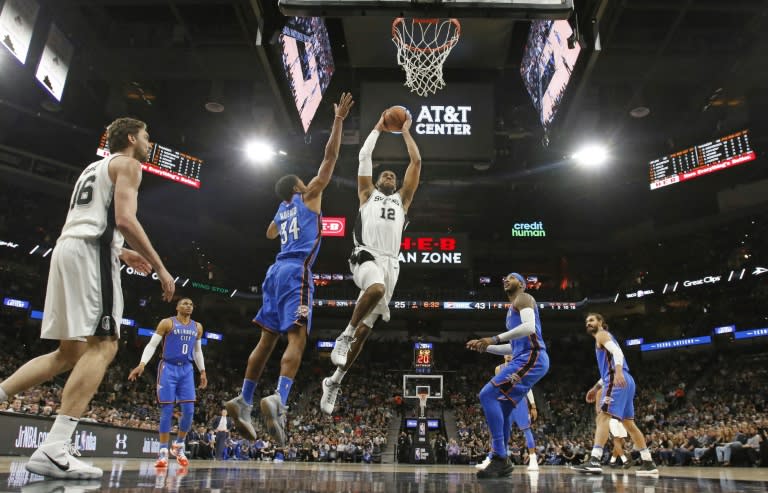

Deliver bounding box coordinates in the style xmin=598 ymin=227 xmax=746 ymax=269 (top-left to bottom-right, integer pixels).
xmin=330 ymin=368 xmax=346 ymax=385
xmin=639 ymin=448 xmax=652 ymax=462
xmin=342 ymin=324 xmax=355 ymax=338
xmin=42 ymin=415 xmax=79 ymax=447
xmin=277 ymin=376 xmax=293 ymax=406
xmin=241 ymin=378 xmax=257 ymax=406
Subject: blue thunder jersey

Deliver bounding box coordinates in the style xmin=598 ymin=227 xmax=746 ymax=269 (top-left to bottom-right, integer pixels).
xmin=162 ymin=317 xmax=198 ymax=364
xmin=596 ymin=331 xmax=630 ymax=383
xmin=274 ymin=193 xmax=322 ymax=267
xmin=505 ymin=304 xmax=547 ymax=357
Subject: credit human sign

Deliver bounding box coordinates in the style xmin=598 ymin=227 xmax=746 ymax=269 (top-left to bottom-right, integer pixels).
xmin=511 ymin=222 xmax=546 ymax=238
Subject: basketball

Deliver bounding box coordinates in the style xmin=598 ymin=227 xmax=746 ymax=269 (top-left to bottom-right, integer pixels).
xmin=382 ymin=105 xmax=410 ymax=133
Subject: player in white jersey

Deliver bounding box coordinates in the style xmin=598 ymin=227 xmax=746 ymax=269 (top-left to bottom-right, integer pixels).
xmin=0 ymin=118 xmax=175 ymax=479
xmin=321 ymin=111 xmax=422 ymax=414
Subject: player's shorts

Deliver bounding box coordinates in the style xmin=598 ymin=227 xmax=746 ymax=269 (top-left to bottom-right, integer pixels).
xmin=157 ymin=360 xmax=196 ymax=404
xmin=609 ymin=418 xmax=628 ymax=438
xmin=41 ymin=237 xmax=123 ymax=341
xmin=490 ymin=349 xmax=549 ymax=405
xmin=253 ymin=259 xmax=313 ymax=334
xmin=349 ymin=248 xmax=400 ymax=326
xmin=512 ymin=397 xmax=531 ymax=430
xmin=599 ymin=370 xmax=636 ymax=420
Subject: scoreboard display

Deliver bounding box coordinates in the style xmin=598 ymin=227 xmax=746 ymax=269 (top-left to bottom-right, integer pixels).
xmin=649 ymin=130 xmax=756 ymax=190
xmin=97 ymin=131 xmax=203 ymax=189
xmin=414 ymin=342 xmax=434 ymax=370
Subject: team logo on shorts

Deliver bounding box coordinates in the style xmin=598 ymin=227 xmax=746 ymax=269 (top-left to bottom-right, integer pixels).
xmin=101 ymin=316 xmax=113 ymax=331
xmin=296 ymin=305 xmax=310 ymax=319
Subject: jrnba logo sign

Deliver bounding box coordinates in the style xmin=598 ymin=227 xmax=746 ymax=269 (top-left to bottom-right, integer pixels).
xmin=512 ymin=222 xmax=546 ymax=238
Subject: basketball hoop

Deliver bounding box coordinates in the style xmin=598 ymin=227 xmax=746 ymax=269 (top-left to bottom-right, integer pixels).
xmin=392 ymin=17 xmax=461 ymax=97
xmin=417 ymin=390 xmax=429 ymax=418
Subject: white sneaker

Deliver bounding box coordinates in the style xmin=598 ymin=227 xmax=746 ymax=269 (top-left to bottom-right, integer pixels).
xmin=22 ymin=479 xmax=102 ymax=492
xmin=475 ymin=455 xmax=492 ymax=470
xmin=26 ymin=441 xmax=103 ymax=479
xmin=260 ymin=393 xmax=287 ymax=447
xmin=528 ymin=454 xmax=539 ymax=471
xmin=225 ymin=395 xmax=257 ymax=440
xmin=330 ymin=334 xmax=355 ymax=367
xmin=320 ymin=378 xmax=341 ymax=415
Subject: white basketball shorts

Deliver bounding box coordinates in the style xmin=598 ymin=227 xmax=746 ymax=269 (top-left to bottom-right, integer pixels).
xmin=350 ymin=248 xmax=400 ymax=326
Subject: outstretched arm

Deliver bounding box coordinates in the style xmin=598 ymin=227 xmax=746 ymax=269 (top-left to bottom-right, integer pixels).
xmin=128 ymin=318 xmax=172 ymax=380
xmin=398 ymin=115 xmax=422 ymax=212
xmin=466 ymin=294 xmax=536 ymax=352
xmin=358 ymin=114 xmax=385 ymax=205
xmin=304 ymin=92 xmax=355 ymax=211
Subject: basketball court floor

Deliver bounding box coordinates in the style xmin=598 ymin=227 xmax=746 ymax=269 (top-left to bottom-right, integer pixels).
xmin=1 ymin=459 xmax=766 ymax=492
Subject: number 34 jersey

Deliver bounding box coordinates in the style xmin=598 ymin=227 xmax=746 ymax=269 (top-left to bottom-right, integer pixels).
xmin=58 ymin=154 xmax=125 ymax=252
xmin=353 ymin=189 xmax=407 ymax=258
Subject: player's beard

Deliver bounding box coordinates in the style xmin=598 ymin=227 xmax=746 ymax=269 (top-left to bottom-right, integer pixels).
xmin=378 ymin=182 xmax=395 ymax=195
xmin=586 ymin=325 xmax=598 ymax=335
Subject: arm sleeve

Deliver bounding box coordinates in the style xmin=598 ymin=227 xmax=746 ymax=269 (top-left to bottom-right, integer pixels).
xmin=594 ymin=378 xmax=603 ymax=388
xmin=193 ymin=338 xmax=205 ymax=372
xmin=496 ymin=307 xmax=536 ymax=342
xmin=603 ymin=339 xmax=625 ymax=367
xmin=526 ymin=390 xmax=535 ymax=407
xmin=140 ymin=333 xmax=163 ymax=365
xmin=358 ymin=130 xmax=380 ymax=176
xmin=486 ymin=344 xmax=513 ymax=355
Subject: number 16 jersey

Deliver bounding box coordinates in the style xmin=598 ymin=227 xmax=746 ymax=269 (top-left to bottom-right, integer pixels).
xmin=353 ymin=189 xmax=407 ymax=258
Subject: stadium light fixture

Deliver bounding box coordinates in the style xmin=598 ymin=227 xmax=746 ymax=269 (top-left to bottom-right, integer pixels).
xmin=245 ymin=140 xmax=276 ymax=164
xmin=572 ymin=144 xmax=608 ymax=168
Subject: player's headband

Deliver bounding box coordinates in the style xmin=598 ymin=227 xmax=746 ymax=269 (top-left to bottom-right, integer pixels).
xmin=508 ymin=272 xmax=526 ymax=287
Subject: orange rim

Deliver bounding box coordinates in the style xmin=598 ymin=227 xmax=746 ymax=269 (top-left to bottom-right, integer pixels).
xmin=392 ymin=17 xmax=461 ymax=54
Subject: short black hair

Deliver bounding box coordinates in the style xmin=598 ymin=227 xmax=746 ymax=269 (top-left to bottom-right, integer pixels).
xmin=275 ymin=174 xmax=299 ymax=202
xmin=177 ymin=297 xmax=193 ymax=306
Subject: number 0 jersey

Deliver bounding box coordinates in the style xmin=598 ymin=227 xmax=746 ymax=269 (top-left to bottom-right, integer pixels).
xmin=59 ymin=154 xmax=125 ymax=252
xmin=353 ymin=189 xmax=407 ymax=257
xmin=274 ymin=193 xmax=322 ymax=267
xmin=162 ymin=317 xmax=198 ymax=364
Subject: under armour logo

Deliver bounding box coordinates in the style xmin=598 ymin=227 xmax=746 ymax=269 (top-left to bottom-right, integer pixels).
xmin=753 ymin=267 xmax=768 ymax=276
xmin=115 ymin=434 xmax=128 ymax=449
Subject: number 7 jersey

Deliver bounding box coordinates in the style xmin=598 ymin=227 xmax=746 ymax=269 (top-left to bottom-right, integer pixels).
xmin=353 ymin=189 xmax=407 ymax=257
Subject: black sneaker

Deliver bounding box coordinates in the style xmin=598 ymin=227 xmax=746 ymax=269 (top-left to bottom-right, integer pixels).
xmin=636 ymin=460 xmax=658 ymax=476
xmin=572 ymin=457 xmax=603 ymax=474
xmin=622 ymin=457 xmax=633 ymax=469
xmin=476 ymin=455 xmax=514 ymax=479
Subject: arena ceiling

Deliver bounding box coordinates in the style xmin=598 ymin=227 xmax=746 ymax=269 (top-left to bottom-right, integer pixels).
xmin=0 ymin=0 xmax=767 ymax=262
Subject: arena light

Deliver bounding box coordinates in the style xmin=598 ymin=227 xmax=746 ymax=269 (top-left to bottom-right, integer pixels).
xmin=244 ymin=140 xmax=276 ymax=164
xmin=572 ymin=144 xmax=608 ymax=167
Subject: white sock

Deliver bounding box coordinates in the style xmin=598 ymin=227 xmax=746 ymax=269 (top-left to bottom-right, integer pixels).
xmin=42 ymin=415 xmax=79 ymax=447
xmin=621 ymin=454 xmax=628 ymax=463
xmin=0 ymin=385 xmax=7 ymax=403
xmin=342 ymin=324 xmax=355 ymax=338
xmin=330 ymin=368 xmax=346 ymax=384
xmin=610 ymin=456 xmax=616 ymax=464
xmin=530 ymin=452 xmax=537 ymax=464
xmin=639 ymin=448 xmax=652 ymax=461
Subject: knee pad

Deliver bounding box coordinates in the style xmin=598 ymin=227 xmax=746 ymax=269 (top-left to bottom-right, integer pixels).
xmin=179 ymin=402 xmax=195 ymax=432
xmin=159 ymin=403 xmax=174 ymax=433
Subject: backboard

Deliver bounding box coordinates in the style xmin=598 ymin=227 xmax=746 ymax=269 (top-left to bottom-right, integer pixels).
xmin=278 ymin=0 xmax=573 ymax=20
xmin=403 ymin=374 xmax=443 ymax=399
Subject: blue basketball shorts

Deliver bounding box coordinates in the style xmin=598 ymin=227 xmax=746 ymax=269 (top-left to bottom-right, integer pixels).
xmin=490 ymin=350 xmax=549 ymax=405
xmin=156 ymin=361 xmax=195 ymax=404
xmin=599 ymin=370 xmax=636 ymax=420
xmin=253 ymin=259 xmax=313 ymax=334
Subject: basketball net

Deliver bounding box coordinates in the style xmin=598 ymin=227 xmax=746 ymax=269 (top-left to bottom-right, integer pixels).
xmin=417 ymin=391 xmax=429 ymax=418
xmin=392 ymin=18 xmax=461 ymax=97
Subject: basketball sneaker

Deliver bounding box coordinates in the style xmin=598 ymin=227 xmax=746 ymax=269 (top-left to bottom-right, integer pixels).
xmin=475 ymin=453 xmax=492 ymax=470
xmin=622 ymin=457 xmax=634 ymax=469
xmin=330 ymin=334 xmax=355 ymax=367
xmin=170 ymin=442 xmax=189 ymax=467
xmin=155 ymin=448 xmax=169 ymax=468
xmin=25 ymin=441 xmax=103 ymax=479
xmin=260 ymin=393 xmax=287 ymax=447
xmin=22 ymin=479 xmax=102 ymax=493
xmin=528 ymin=453 xmax=539 ymax=472
xmin=476 ymin=455 xmax=514 ymax=479
xmin=635 ymin=460 xmax=659 ymax=476
xmin=320 ymin=378 xmax=341 ymax=415
xmin=225 ymin=395 xmax=257 ymax=440
xmin=572 ymin=456 xmax=603 ymax=474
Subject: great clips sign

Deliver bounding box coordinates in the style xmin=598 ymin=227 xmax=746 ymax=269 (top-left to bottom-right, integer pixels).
xmin=321 ymin=217 xmax=345 ymax=237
